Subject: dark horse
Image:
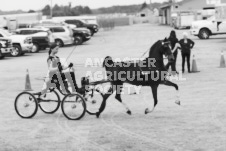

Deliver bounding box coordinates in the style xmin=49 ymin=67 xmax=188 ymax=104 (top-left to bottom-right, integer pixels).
xmin=96 ymin=38 xmax=181 ymax=118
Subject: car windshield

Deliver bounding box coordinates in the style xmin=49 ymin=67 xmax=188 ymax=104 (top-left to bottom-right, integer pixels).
xmin=80 ymin=20 xmax=87 ymax=24
xmin=207 ymin=16 xmax=216 ymax=21
xmin=1 ymin=30 xmax=12 ymax=37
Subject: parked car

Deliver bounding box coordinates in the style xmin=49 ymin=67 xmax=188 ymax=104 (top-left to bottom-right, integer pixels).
xmin=38 ymin=20 xmax=92 ymax=45
xmin=15 ymin=28 xmax=50 ymax=53
xmin=0 ymin=49 xmax=3 ymax=59
xmin=0 ymin=29 xmax=33 ymax=57
xmin=0 ymin=37 xmax=12 ymax=59
xmin=33 ymin=25 xmax=74 ymax=47
xmin=72 ymin=28 xmax=91 ymax=45
xmin=64 ymin=19 xmax=99 ymax=36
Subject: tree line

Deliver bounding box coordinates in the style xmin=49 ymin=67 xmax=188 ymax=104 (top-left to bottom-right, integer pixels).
xmin=42 ymin=3 xmax=92 ymax=17
xmin=92 ymin=2 xmax=165 ymax=14
xmin=0 ymin=1 xmax=171 ymax=16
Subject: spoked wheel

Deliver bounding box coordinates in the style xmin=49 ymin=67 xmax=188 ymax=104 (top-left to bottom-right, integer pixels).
xmin=15 ymin=92 xmax=38 ymax=118
xmin=61 ymin=94 xmax=86 ymax=120
xmin=38 ymin=90 xmax=60 ymax=114
xmin=85 ymin=88 xmax=104 ymax=115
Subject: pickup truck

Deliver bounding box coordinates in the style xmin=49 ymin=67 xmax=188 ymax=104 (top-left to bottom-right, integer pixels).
xmin=190 ymin=16 xmax=226 ymax=39
xmin=15 ymin=28 xmax=50 ymax=53
xmin=0 ymin=29 xmax=33 ymax=56
xmin=0 ymin=37 xmax=12 ymax=59
xmin=64 ymin=19 xmax=99 ymax=36
xmin=190 ymin=4 xmax=226 ymax=39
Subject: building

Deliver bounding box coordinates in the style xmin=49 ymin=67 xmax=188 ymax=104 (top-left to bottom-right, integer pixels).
xmin=138 ymin=2 xmax=153 ymax=18
xmin=133 ymin=2 xmax=161 ymax=24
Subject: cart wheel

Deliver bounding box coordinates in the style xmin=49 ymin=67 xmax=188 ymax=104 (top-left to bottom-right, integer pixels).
xmin=61 ymin=94 xmax=86 ymax=120
xmin=38 ymin=90 xmax=60 ymax=114
xmin=85 ymin=89 xmax=104 ymax=115
xmin=15 ymin=92 xmax=38 ymax=118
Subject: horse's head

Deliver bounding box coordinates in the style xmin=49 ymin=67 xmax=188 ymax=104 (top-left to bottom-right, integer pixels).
xmin=102 ymin=56 xmax=114 ymax=68
xmin=161 ymin=38 xmax=174 ymax=62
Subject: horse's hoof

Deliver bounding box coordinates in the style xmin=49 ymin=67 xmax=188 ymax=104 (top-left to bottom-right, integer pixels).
xmin=145 ymin=108 xmax=149 ymax=114
xmin=127 ymin=110 xmax=132 ymax=115
xmin=96 ymin=112 xmax=100 ymax=118
xmin=175 ymin=100 xmax=181 ymax=106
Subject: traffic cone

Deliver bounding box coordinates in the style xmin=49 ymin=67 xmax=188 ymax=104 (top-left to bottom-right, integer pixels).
xmin=129 ymin=92 xmax=137 ymax=95
xmin=219 ymin=51 xmax=226 ymax=68
xmin=191 ymin=55 xmax=200 ymax=73
xmin=24 ymin=69 xmax=33 ymax=91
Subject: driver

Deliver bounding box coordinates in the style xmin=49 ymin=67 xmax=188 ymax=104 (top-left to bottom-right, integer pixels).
xmin=34 ymin=43 xmax=79 ymax=96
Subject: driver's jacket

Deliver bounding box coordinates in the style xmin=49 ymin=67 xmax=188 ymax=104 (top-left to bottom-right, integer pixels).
xmin=46 ymin=56 xmax=63 ymax=80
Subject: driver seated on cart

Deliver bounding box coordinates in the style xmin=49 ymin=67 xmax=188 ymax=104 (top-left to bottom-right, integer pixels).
xmin=34 ymin=43 xmax=81 ymax=96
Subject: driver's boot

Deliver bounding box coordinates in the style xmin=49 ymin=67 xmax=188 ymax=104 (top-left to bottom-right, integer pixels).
xmin=69 ymin=72 xmax=79 ymax=92
xmin=33 ymin=92 xmax=42 ymax=96
xmin=63 ymin=81 xmax=71 ymax=94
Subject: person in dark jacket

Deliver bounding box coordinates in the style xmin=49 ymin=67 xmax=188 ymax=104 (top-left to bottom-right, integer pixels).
xmin=165 ymin=30 xmax=180 ymax=74
xmin=179 ymin=32 xmax=195 ymax=73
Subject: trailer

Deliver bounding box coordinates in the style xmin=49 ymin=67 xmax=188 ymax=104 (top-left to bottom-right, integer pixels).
xmin=173 ymin=11 xmax=196 ymax=29
xmin=0 ymin=13 xmax=42 ymax=30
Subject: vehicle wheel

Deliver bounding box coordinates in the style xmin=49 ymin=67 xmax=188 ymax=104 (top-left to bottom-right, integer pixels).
xmin=199 ymin=29 xmax=210 ymax=39
xmin=15 ymin=92 xmax=38 ymax=118
xmin=38 ymin=90 xmax=60 ymax=114
xmin=90 ymin=30 xmax=94 ymax=36
xmin=74 ymin=36 xmax=83 ymax=45
xmin=55 ymin=39 xmax=64 ymax=47
xmin=11 ymin=45 xmax=22 ymax=57
xmin=31 ymin=43 xmax=39 ymax=53
xmin=41 ymin=47 xmax=47 ymax=50
xmin=85 ymin=88 xmax=104 ymax=115
xmin=0 ymin=51 xmax=5 ymax=59
xmin=61 ymin=94 xmax=86 ymax=120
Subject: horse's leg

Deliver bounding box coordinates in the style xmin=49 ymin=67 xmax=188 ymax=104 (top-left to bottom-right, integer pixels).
xmin=96 ymin=85 xmax=114 ymax=118
xmin=115 ymin=84 xmax=132 ymax=115
xmin=145 ymin=84 xmax=159 ymax=114
xmin=161 ymin=80 xmax=181 ymax=105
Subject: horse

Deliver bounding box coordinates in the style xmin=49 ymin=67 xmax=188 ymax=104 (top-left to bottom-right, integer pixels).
xmin=96 ymin=38 xmax=181 ymax=118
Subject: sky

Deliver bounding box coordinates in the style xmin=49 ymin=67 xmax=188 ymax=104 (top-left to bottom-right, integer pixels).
xmin=0 ymin=0 xmax=167 ymax=11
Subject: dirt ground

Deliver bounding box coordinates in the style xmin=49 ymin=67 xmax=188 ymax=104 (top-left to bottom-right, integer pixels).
xmin=1 ymin=24 xmax=226 ymax=151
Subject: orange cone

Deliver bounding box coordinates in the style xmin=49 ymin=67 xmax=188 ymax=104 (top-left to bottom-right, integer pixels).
xmin=24 ymin=69 xmax=33 ymax=91
xmin=219 ymin=51 xmax=226 ymax=68
xmin=191 ymin=55 xmax=200 ymax=73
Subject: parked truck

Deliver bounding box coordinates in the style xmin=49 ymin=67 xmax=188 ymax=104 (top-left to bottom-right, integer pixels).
xmin=15 ymin=28 xmax=50 ymax=53
xmin=190 ymin=4 xmax=226 ymax=39
xmin=0 ymin=37 xmax=12 ymax=59
xmin=0 ymin=29 xmax=33 ymax=57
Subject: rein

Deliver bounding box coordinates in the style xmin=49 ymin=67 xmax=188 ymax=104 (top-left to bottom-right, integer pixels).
xmin=62 ymin=45 xmax=77 ymax=66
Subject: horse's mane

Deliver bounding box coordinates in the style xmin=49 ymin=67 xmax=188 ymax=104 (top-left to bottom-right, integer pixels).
xmin=149 ymin=40 xmax=161 ymax=57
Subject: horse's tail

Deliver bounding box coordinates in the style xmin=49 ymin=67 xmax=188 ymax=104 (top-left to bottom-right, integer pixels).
xmin=102 ymin=56 xmax=114 ymax=68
